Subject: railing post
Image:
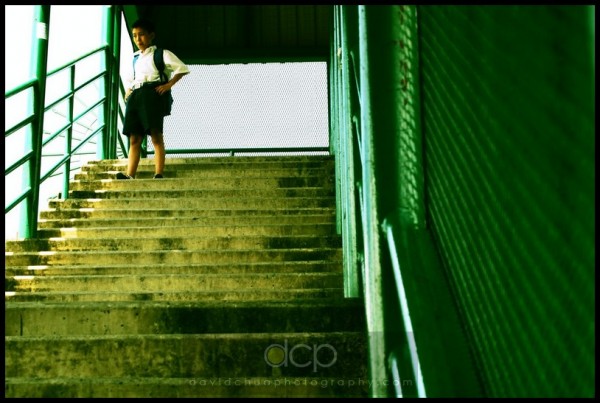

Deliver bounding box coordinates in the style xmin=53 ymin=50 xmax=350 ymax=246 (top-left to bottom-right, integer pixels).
xmin=104 ymin=5 xmax=122 ymax=160
xmin=111 ymin=7 xmax=122 ymax=159
xmin=99 ymin=5 xmax=114 ymax=160
xmin=22 ymin=5 xmax=51 ymax=239
xmin=63 ymin=64 xmax=76 ymax=200
xmin=338 ymin=5 xmax=360 ymax=299
xmin=357 ymin=4 xmax=389 ymax=398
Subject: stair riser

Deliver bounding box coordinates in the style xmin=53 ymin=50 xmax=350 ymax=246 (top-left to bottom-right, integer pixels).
xmin=77 ymin=167 xmax=333 ymax=179
xmin=5 ymin=261 xmax=341 ymax=277
xmin=6 ymin=236 xmax=342 ymax=253
xmin=6 ymin=302 xmax=365 ymax=335
xmin=40 ymin=208 xmax=335 ymax=220
xmin=68 ymin=188 xmax=334 ymax=200
xmin=6 ymin=288 xmax=345 ymax=303
xmin=5 ymin=333 xmax=367 ymax=379
xmin=5 ymin=377 xmax=369 ymax=398
xmin=69 ymin=177 xmax=334 ymax=191
xmin=83 ymin=157 xmax=334 ymax=169
xmin=46 ymin=198 xmax=335 ymax=211
xmin=7 ymin=273 xmax=344 ymax=293
xmin=5 ymin=249 xmax=343 ymax=266
xmin=34 ymin=223 xmax=337 ymax=239
xmin=37 ymin=213 xmax=335 ymax=229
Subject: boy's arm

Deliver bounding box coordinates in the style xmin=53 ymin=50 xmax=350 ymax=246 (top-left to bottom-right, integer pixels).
xmin=156 ymin=72 xmax=188 ymax=95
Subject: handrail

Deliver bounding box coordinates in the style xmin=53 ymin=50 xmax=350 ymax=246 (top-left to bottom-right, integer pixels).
xmin=349 ymin=50 xmax=361 ymax=105
xmin=4 ymin=41 xmax=114 ymax=237
xmin=141 ymin=147 xmax=330 ymax=157
xmin=5 ymin=186 xmax=33 ymax=215
xmin=4 ymin=77 xmax=37 ymax=99
xmin=45 ymin=45 xmax=108 ymax=78
xmin=351 ymin=115 xmax=363 ymax=167
xmin=39 ymin=125 xmax=105 ymax=184
xmin=45 ymin=70 xmax=107 ymax=111
xmin=5 ymin=113 xmax=36 ymax=139
xmin=5 ymin=151 xmax=35 ymax=178
xmin=43 ymin=97 xmax=106 ymax=147
xmin=382 ymin=218 xmax=427 ymax=398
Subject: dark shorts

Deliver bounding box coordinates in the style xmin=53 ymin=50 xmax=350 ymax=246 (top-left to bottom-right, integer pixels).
xmin=122 ymin=84 xmax=169 ymax=136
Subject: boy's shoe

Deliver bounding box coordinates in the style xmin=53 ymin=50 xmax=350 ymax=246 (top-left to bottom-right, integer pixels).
xmin=116 ymin=172 xmax=133 ymax=180
xmin=153 ymin=174 xmax=164 ymax=179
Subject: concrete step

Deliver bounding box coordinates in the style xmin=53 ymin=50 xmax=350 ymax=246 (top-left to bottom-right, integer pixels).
xmin=5 ymin=288 xmax=345 ymax=303
xmin=83 ymin=155 xmax=334 ymax=169
xmin=6 ymin=272 xmax=344 ymax=293
xmin=68 ymin=176 xmax=334 ymax=192
xmin=5 ymin=376 xmax=369 ymax=398
xmin=68 ymin=187 xmax=334 ymax=200
xmin=45 ymin=197 xmax=335 ymax=211
xmin=5 ymin=248 xmax=343 ymax=266
xmin=34 ymin=223 xmax=337 ymax=239
xmin=5 ymin=235 xmax=342 ymax=252
xmin=5 ymin=299 xmax=365 ymax=336
xmin=76 ymin=166 xmax=333 ymax=180
xmin=5 ymin=261 xmax=341 ymax=277
xmin=37 ymin=212 xmax=335 ymax=229
xmin=5 ymin=332 xmax=367 ymax=379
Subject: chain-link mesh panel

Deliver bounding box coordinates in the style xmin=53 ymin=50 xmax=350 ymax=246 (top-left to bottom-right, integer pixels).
xmin=144 ymin=62 xmax=330 ymax=157
xmin=396 ymin=5 xmax=424 ymax=227
xmin=418 ymin=5 xmax=594 ymax=397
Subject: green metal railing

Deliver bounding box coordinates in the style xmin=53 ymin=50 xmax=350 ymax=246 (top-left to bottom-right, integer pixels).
xmin=5 ymin=5 xmax=330 ymax=240
xmin=331 ymin=5 xmax=482 ymax=398
xmin=332 ymin=4 xmax=594 ymax=398
xmin=4 ymin=5 xmax=123 ymax=239
xmin=5 ymin=45 xmax=111 ymax=238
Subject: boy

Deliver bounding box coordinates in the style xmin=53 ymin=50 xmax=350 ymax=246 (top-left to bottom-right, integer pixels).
xmin=118 ymin=18 xmax=190 ymax=179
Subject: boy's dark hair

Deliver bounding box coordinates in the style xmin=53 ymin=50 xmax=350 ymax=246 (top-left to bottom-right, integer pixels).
xmin=132 ymin=18 xmax=155 ymax=33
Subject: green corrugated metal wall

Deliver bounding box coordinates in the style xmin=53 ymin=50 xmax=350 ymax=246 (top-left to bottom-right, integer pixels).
xmin=418 ymin=5 xmax=594 ymax=397
xmin=126 ymin=5 xmax=332 ymax=62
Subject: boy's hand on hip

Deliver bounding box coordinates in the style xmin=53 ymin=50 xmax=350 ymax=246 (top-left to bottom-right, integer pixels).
xmin=155 ymin=84 xmax=172 ymax=95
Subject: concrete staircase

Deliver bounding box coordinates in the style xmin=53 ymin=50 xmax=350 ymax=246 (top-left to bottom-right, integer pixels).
xmin=5 ymin=155 xmax=369 ymax=398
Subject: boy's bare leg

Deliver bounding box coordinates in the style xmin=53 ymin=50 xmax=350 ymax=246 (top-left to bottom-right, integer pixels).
xmin=150 ymin=129 xmax=165 ymax=176
xmin=127 ymin=134 xmax=143 ymax=177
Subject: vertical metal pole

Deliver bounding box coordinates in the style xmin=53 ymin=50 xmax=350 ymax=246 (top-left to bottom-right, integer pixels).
xmin=63 ymin=64 xmax=75 ymax=200
xmin=99 ymin=6 xmax=113 ymax=160
xmin=23 ymin=5 xmax=51 ymax=239
xmin=339 ymin=6 xmax=360 ymax=299
xmin=103 ymin=5 xmax=122 ymax=160
xmin=110 ymin=6 xmax=122 ymax=159
xmin=331 ymin=7 xmax=342 ymax=237
xmin=357 ymin=5 xmax=389 ymax=398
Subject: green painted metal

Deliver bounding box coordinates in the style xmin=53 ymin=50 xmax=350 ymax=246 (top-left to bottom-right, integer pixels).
xmin=145 ymin=147 xmax=329 ymax=156
xmin=338 ymin=6 xmax=360 ymax=300
xmin=331 ymin=5 xmax=484 ymax=397
xmin=417 ymin=5 xmax=594 ymax=397
xmin=24 ymin=5 xmax=51 ymax=239
xmin=61 ymin=64 xmax=75 ymax=200
xmin=330 ymin=8 xmax=341 ymax=238
xmin=100 ymin=5 xmax=122 ymax=160
xmin=5 ymin=7 xmax=116 ymax=239
xmin=109 ymin=7 xmax=122 ymax=160
xmin=355 ymin=6 xmax=389 ymax=398
xmin=100 ymin=6 xmax=112 ymax=160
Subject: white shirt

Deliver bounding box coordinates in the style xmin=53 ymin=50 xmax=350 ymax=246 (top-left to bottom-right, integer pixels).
xmin=125 ymin=45 xmax=190 ymax=91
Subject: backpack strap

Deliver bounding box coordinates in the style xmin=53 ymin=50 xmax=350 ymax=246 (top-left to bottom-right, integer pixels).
xmin=154 ymin=48 xmax=168 ymax=84
xmin=132 ymin=48 xmax=167 ymax=83
xmin=132 ymin=53 xmax=140 ymax=81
